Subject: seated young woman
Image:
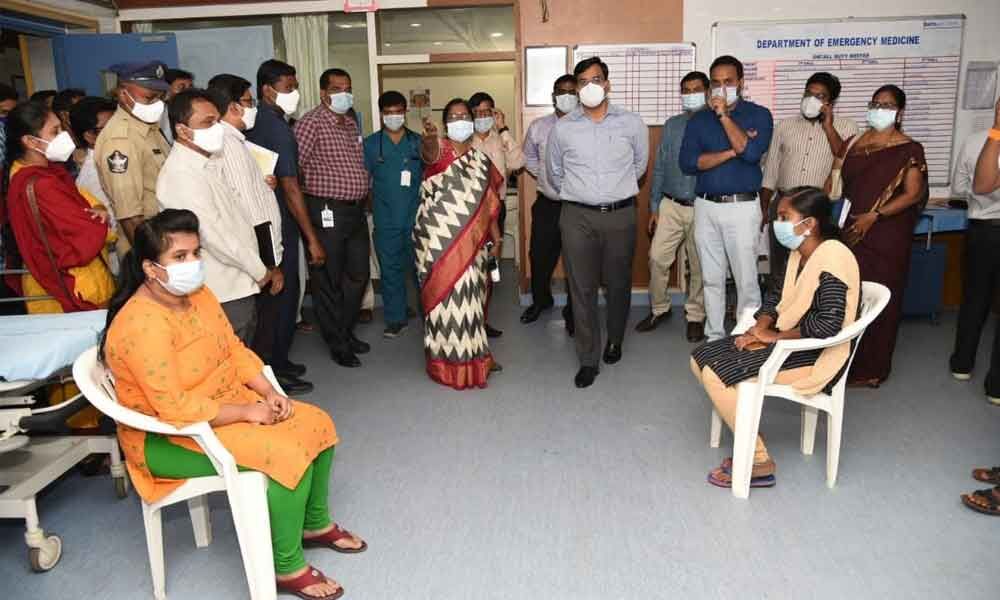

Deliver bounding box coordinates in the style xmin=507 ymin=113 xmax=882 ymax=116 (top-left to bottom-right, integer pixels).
xmin=100 ymin=209 xmax=365 ymax=600
xmin=690 ymin=187 xmax=861 ymax=489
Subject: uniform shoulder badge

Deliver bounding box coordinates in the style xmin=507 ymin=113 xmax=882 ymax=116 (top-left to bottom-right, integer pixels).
xmin=108 ymin=150 xmax=129 ymax=174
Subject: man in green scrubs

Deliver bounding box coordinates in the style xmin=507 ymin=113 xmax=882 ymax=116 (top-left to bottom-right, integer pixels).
xmin=363 ymin=90 xmax=424 ymax=338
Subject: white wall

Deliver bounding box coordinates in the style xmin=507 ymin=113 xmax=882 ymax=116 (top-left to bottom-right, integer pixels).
xmin=329 ymin=41 xmax=373 ymax=134
xmin=684 ymin=0 xmax=1000 ymax=195
xmin=32 ymin=0 xmax=118 ymax=32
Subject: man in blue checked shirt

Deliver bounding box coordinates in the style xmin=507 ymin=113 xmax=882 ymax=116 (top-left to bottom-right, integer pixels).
xmin=680 ymin=55 xmax=773 ymax=342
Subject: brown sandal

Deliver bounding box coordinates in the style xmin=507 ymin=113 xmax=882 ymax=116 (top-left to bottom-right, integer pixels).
xmin=303 ymin=523 xmax=367 ymax=554
xmin=277 ymin=566 xmax=343 ymax=600
xmin=961 ymin=487 xmax=1000 ymax=516
xmin=972 ymin=467 xmax=1000 ymax=485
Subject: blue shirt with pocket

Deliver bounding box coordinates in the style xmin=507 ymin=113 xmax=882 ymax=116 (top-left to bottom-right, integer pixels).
xmin=679 ymin=99 xmax=773 ymax=196
xmin=245 ymin=104 xmax=299 ymax=219
xmin=363 ymin=128 xmax=424 ymax=231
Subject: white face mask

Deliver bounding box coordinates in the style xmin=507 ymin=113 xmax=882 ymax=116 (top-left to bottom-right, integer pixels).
xmin=579 ymin=82 xmax=606 ymax=108
xmin=711 ymin=86 xmax=740 ymax=106
xmin=125 ymin=89 xmax=165 ymax=124
xmin=240 ymin=105 xmax=258 ymax=130
xmin=801 ymin=95 xmax=824 ymax=120
xmin=446 ymin=120 xmax=474 ymax=143
xmin=155 ymin=260 xmax=205 ymax=296
xmin=189 ymin=122 xmax=225 ymax=154
xmin=273 ymin=89 xmax=300 ymax=115
xmin=382 ymin=114 xmax=405 ymax=131
xmin=681 ymin=92 xmax=706 ymax=112
xmin=34 ymin=131 xmax=76 ymax=162
xmin=474 ymin=116 xmax=494 ymax=134
xmin=329 ymin=92 xmax=353 ymax=114
xmin=867 ymin=108 xmax=897 ymax=132
xmin=554 ymin=93 xmax=578 ymax=114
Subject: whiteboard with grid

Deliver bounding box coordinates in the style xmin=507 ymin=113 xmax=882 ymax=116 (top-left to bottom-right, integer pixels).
xmin=574 ymin=43 xmax=697 ymax=126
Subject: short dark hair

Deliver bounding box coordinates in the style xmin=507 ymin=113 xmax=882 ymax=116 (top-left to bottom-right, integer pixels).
xmin=0 ymin=83 xmax=17 ymax=103
xmin=680 ymin=71 xmax=709 ymax=90
xmin=468 ymin=92 xmax=495 ymax=110
xmin=52 ymin=88 xmax=85 ymax=114
xmin=164 ymin=68 xmax=194 ymax=85
xmin=873 ymin=84 xmax=906 ymax=110
xmin=553 ymin=74 xmax=576 ymax=90
xmin=378 ymin=90 xmax=407 ymax=112
xmin=5 ymin=101 xmax=51 ymax=166
xmin=257 ymin=59 xmax=296 ymax=99
xmin=806 ymin=72 xmax=842 ymax=102
xmin=207 ymin=73 xmax=252 ymax=115
xmin=573 ymin=56 xmax=609 ymax=80
xmin=69 ymin=96 xmax=116 ymax=147
xmin=29 ymin=90 xmax=57 ymax=105
xmin=319 ymin=68 xmax=351 ymax=90
xmin=710 ymin=55 xmax=744 ymax=80
xmin=441 ymin=97 xmax=471 ymax=124
xmin=168 ymin=88 xmax=220 ymax=137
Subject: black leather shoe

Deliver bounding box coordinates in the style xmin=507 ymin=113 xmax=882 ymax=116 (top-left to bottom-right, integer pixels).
xmin=520 ymin=303 xmax=552 ymax=324
xmin=332 ymin=351 xmax=362 ymax=368
xmin=574 ymin=366 xmax=598 ymax=388
xmin=350 ymin=335 xmax=371 ymax=355
xmin=635 ymin=311 xmax=671 ymax=332
xmin=274 ymin=361 xmax=307 ymax=378
xmin=686 ymin=321 xmax=706 ymax=343
xmin=485 ymin=324 xmax=503 ymax=338
xmin=603 ymin=342 xmax=622 ymax=365
xmin=275 ymin=374 xmax=314 ymax=395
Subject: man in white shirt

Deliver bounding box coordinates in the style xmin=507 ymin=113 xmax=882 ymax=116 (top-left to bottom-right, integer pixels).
xmin=71 ymin=96 xmax=120 ymax=274
xmin=156 ymin=88 xmax=273 ymax=343
xmin=950 ymin=97 xmax=1000 ymax=404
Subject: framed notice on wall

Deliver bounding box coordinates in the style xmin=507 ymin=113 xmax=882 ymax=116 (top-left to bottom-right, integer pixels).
xmin=525 ymin=46 xmax=569 ymax=107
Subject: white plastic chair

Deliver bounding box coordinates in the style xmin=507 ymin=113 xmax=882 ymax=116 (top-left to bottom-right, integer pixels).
xmin=72 ymin=346 xmax=278 ymax=600
xmin=708 ymin=281 xmax=891 ymax=499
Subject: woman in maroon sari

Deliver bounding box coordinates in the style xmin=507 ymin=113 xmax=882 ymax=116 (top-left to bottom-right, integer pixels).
xmin=827 ymin=84 xmax=927 ymax=387
xmin=414 ymin=98 xmax=503 ymax=389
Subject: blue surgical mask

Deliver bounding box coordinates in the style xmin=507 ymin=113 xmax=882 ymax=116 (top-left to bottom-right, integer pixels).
xmin=681 ymin=92 xmax=706 ymax=112
xmin=329 ymin=92 xmax=353 ymax=114
xmin=712 ymin=86 xmax=739 ymax=105
xmin=446 ymin=120 xmax=474 ymax=143
xmin=155 ymin=260 xmax=205 ymax=296
xmin=866 ymin=108 xmax=897 ymax=132
xmin=773 ymin=219 xmax=811 ymax=250
xmin=382 ymin=114 xmax=405 ymax=131
xmin=474 ymin=116 xmax=494 ymax=134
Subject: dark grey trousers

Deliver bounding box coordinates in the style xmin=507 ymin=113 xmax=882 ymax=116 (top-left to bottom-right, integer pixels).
xmin=559 ymin=202 xmax=637 ymax=368
xmin=222 ymin=295 xmax=258 ymax=346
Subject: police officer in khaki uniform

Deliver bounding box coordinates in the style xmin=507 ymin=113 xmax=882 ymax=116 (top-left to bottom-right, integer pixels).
xmin=95 ymin=61 xmax=172 ymax=253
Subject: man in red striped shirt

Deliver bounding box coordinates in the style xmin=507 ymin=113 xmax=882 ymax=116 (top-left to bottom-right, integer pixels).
xmin=294 ymin=68 xmax=372 ymax=367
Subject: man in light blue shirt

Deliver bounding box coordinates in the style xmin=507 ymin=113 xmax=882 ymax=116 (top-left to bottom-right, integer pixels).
xmin=546 ymin=56 xmax=649 ymax=389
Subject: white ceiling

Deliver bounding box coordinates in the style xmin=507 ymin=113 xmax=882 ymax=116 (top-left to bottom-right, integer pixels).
xmin=329 ymin=6 xmax=514 ymax=54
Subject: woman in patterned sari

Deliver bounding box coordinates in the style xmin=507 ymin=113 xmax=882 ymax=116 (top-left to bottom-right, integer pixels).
xmin=825 ymin=84 xmax=927 ymax=387
xmin=414 ymin=98 xmax=503 ymax=390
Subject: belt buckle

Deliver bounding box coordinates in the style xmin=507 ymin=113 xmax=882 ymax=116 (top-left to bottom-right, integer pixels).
xmin=600 ymin=204 xmax=610 ymax=213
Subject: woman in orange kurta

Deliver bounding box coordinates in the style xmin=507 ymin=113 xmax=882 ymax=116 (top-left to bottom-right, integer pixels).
xmin=102 ymin=209 xmax=363 ymax=600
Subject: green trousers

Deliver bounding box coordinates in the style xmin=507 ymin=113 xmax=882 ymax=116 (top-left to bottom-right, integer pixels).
xmin=145 ymin=433 xmax=334 ymax=575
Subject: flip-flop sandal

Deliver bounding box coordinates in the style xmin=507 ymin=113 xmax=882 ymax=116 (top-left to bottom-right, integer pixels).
xmin=972 ymin=467 xmax=1000 ymax=485
xmin=707 ymin=468 xmax=776 ymax=489
xmin=303 ymin=523 xmax=368 ymax=554
xmin=717 ymin=457 xmax=775 ymax=478
xmin=277 ymin=566 xmax=344 ymax=600
xmin=961 ymin=488 xmax=1000 ymax=516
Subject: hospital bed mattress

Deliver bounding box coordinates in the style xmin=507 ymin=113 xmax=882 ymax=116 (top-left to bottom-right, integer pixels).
xmin=0 ymin=310 xmax=107 ymax=382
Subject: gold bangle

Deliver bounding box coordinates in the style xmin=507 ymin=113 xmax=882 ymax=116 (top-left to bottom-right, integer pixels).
xmin=989 ymin=129 xmax=1000 ymax=141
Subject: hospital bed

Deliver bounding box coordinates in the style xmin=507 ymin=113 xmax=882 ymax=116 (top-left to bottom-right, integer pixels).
xmin=0 ymin=309 xmax=127 ymax=572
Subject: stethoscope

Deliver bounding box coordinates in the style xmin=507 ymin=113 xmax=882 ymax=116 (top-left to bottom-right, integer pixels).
xmin=376 ymin=129 xmax=421 ymax=165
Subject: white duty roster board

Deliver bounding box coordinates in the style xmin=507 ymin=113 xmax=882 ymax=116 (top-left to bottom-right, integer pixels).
xmin=574 ymin=43 xmax=696 ymax=126
xmin=714 ymin=16 xmax=964 ymax=186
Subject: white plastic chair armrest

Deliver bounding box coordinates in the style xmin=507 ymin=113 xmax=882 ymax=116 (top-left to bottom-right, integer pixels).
xmin=176 ymin=421 xmax=239 ymax=477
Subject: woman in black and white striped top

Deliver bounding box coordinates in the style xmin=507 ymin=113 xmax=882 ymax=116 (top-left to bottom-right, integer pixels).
xmin=691 ymin=187 xmax=860 ymax=490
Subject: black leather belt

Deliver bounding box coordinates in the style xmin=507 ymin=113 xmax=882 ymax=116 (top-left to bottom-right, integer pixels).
xmin=969 ymin=218 xmax=1000 ymax=227
xmin=311 ymin=195 xmax=362 ymax=206
xmin=702 ymin=193 xmax=757 ymax=203
xmin=672 ymin=197 xmax=695 ymax=207
xmin=566 ymin=197 xmax=635 ymax=213
xmin=537 ymin=193 xmax=561 ymax=204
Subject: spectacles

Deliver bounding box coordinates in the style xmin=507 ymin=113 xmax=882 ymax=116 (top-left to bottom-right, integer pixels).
xmin=445 ymin=114 xmax=472 ymax=123
xmin=577 ymin=75 xmax=605 ymax=86
xmin=803 ymin=92 xmax=829 ymax=102
xmin=868 ymin=101 xmax=898 ymax=110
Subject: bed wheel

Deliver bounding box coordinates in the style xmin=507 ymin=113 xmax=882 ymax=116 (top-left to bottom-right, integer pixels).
xmin=114 ymin=475 xmax=129 ymax=499
xmin=28 ymin=534 xmax=62 ymax=572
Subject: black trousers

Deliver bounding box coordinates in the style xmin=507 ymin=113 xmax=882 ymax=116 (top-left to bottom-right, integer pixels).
xmin=529 ymin=193 xmax=573 ymax=318
xmin=950 ymin=220 xmax=1000 ymax=395
xmin=307 ymin=196 xmax=370 ymax=354
xmin=252 ymin=212 xmax=300 ymax=370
